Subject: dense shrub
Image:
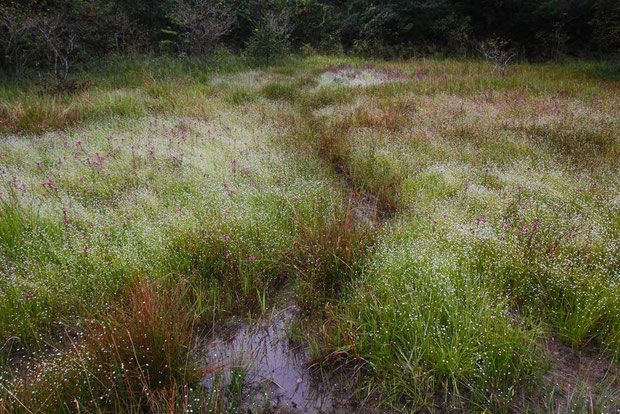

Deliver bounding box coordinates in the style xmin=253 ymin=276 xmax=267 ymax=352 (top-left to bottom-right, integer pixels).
xmin=170 ymin=0 xmax=231 ymax=56
xmin=245 ymin=11 xmax=292 ymax=62
xmin=1 ymin=0 xmax=618 ymax=75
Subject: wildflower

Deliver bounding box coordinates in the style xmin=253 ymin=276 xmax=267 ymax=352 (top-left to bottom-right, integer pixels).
xmin=225 ymin=210 xmax=231 ymax=215
xmin=223 ymin=235 xmax=230 ymax=241
xmin=516 ymin=185 xmax=523 ymax=190
xmin=249 ymin=256 xmax=256 ymax=261
xmin=293 ymin=196 xmax=299 ymax=201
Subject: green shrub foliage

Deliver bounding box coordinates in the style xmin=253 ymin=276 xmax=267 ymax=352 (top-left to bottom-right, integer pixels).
xmin=1 ymin=0 xmax=618 ymax=74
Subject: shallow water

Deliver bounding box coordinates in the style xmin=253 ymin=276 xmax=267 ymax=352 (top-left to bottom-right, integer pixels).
xmin=202 ymin=305 xmax=341 ymax=413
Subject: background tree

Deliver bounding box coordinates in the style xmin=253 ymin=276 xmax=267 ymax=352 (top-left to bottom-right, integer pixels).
xmin=171 ymin=0 xmax=231 ymax=55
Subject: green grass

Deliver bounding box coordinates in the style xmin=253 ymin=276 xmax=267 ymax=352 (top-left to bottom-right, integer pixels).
xmin=0 ymin=54 xmax=618 ymax=412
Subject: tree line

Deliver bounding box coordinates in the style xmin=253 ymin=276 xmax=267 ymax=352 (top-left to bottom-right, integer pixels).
xmin=1 ymin=0 xmax=618 ymax=76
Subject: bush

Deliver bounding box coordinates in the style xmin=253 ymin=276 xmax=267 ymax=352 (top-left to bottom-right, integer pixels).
xmin=170 ymin=0 xmax=231 ymax=56
xmin=245 ymin=11 xmax=292 ymax=63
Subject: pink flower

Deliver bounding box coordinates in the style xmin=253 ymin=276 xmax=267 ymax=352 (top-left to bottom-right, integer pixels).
xmin=248 ymin=256 xmax=256 ymax=261
xmin=223 ymin=235 xmax=230 ymax=241
xmin=222 ymin=182 xmax=229 ymax=188
xmin=293 ymin=197 xmax=299 ymax=201
xmin=442 ymin=214 xmax=448 ymax=218
xmin=84 ymin=245 xmax=89 ymax=251
xmin=516 ymin=185 xmax=523 ymax=190
xmin=225 ymin=210 xmax=231 ymax=215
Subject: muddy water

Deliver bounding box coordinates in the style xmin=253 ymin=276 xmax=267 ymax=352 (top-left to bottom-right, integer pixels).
xmin=202 ymin=304 xmax=345 ymax=413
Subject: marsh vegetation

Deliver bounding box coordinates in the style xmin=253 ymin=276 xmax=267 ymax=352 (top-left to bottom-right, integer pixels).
xmin=0 ymin=55 xmax=618 ymax=412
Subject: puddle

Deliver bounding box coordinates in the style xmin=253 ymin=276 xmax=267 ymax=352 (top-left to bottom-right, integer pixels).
xmin=202 ymin=303 xmax=345 ymax=413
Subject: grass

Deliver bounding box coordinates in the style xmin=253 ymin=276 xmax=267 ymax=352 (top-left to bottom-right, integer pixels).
xmin=0 ymin=54 xmax=618 ymax=412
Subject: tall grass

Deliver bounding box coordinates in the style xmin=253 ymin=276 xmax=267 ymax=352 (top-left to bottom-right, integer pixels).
xmin=0 ymin=280 xmax=202 ymax=412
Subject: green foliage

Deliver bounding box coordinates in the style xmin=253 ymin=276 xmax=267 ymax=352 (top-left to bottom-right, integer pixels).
xmin=245 ymin=11 xmax=292 ymax=63
xmin=1 ymin=0 xmax=619 ymax=77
